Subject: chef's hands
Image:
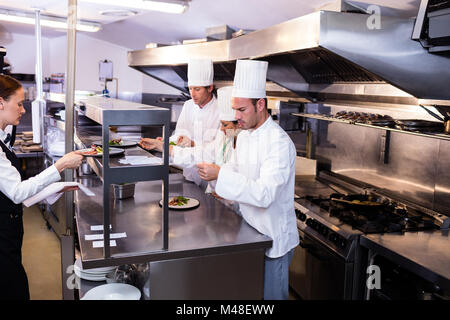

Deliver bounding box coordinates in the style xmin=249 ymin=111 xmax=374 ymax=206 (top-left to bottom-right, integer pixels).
xmin=177 ymin=135 xmax=194 ymax=147
xmin=212 ymin=191 xmax=223 ymax=200
xmin=139 ymin=138 xmax=163 ymax=152
xmin=54 ymin=151 xmax=84 ymax=173
xmin=197 ymin=162 xmax=220 ymax=181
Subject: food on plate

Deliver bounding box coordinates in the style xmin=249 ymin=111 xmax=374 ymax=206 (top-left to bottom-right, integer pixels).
xmin=169 ymin=196 xmax=189 ymax=206
xmin=169 ymin=141 xmax=177 ymax=146
xmin=80 ymin=145 xmax=103 ymax=155
xmin=109 ymin=138 xmax=123 ymax=146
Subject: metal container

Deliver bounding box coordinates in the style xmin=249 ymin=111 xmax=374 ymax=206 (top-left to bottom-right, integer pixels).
xmin=80 ymin=161 xmax=93 ymax=175
xmin=113 ymin=183 xmax=136 ymax=200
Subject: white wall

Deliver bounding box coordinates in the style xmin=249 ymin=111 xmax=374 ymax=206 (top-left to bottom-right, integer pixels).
xmin=1 ymin=29 xmax=180 ymax=96
xmin=48 ymin=33 xmax=144 ymax=93
xmin=0 ymin=32 xmax=51 ymax=77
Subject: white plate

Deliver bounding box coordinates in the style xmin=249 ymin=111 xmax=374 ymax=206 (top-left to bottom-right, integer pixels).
xmin=92 ymin=140 xmax=137 ymax=148
xmin=81 ymin=283 xmax=141 ymax=300
xmin=74 ymin=268 xmax=107 ymax=282
xmin=74 ymin=258 xmax=116 ymax=275
xmin=78 ymin=147 xmax=125 ymax=157
xmin=159 ymin=197 xmax=200 ymax=210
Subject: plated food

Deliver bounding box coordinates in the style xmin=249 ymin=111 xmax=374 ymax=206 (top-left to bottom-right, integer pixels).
xmin=159 ymin=196 xmax=200 ymax=210
xmin=78 ymin=145 xmax=125 ymax=157
xmin=169 ymin=196 xmax=189 ymax=206
xmin=93 ymin=138 xmax=137 ymax=148
xmin=109 ymin=138 xmax=123 ymax=146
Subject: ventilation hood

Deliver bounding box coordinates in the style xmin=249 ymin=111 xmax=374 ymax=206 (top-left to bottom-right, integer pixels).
xmin=128 ymin=10 xmax=450 ymax=104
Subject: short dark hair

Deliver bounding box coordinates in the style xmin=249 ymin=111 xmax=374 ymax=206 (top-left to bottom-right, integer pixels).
xmin=250 ymin=98 xmax=268 ymax=111
xmin=204 ymin=85 xmax=217 ymax=97
xmin=0 ymin=75 xmax=22 ymax=101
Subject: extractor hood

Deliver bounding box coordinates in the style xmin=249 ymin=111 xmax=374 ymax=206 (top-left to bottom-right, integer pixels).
xmin=128 ymin=10 xmax=450 ymax=104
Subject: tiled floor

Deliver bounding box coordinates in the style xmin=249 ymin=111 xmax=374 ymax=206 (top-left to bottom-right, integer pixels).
xmin=22 ymin=205 xmax=62 ymax=300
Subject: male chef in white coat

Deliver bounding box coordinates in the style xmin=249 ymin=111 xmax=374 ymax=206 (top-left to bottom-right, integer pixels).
xmin=140 ymin=58 xmax=220 ymax=187
xmin=196 ymin=59 xmax=299 ymax=300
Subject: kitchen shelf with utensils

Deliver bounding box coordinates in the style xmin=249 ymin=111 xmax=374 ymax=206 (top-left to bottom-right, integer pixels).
xmin=74 ymin=96 xmax=171 ymax=269
xmin=291 ymin=113 xmax=450 ymax=142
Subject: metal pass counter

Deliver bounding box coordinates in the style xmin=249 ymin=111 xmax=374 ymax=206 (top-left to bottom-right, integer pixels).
xmin=75 ymin=173 xmax=272 ymax=299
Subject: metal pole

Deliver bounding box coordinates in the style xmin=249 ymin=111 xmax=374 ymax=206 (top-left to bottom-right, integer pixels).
xmin=61 ymin=0 xmax=77 ymax=300
xmin=32 ymin=9 xmax=46 ymax=146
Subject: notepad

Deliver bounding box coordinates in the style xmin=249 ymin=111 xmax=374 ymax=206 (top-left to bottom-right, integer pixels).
xmin=23 ymin=182 xmax=95 ymax=207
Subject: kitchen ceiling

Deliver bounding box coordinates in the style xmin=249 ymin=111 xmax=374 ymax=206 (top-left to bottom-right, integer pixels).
xmin=0 ymin=0 xmax=421 ymax=50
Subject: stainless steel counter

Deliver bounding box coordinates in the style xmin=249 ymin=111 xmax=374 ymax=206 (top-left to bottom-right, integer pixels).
xmin=360 ymin=230 xmax=450 ymax=292
xmin=75 ymin=173 xmax=272 ymax=269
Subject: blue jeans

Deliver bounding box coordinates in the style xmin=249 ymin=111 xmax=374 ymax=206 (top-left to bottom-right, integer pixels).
xmin=264 ymin=248 xmax=294 ymax=300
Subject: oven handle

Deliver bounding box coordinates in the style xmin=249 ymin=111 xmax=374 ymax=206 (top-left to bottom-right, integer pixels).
xmin=299 ymin=236 xmax=331 ymax=263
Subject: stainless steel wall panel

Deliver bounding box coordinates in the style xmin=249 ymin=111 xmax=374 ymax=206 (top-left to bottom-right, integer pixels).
xmin=298 ymin=103 xmax=449 ymax=213
xmin=434 ymin=140 xmax=450 ymax=215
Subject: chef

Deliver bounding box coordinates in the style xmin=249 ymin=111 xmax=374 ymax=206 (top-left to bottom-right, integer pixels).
xmin=0 ymin=75 xmax=83 ymax=300
xmin=196 ymin=60 xmax=299 ymax=300
xmin=140 ymin=58 xmax=220 ymax=188
xmin=139 ymin=86 xmax=240 ymax=211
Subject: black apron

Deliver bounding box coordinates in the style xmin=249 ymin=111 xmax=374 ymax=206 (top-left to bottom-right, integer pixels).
xmin=0 ymin=140 xmax=30 ymax=300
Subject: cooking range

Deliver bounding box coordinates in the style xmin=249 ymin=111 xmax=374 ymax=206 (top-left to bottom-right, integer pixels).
xmin=289 ymin=171 xmax=450 ymax=300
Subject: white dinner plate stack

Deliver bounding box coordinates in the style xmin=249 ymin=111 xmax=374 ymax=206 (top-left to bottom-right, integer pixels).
xmin=81 ymin=283 xmax=141 ymax=300
xmin=74 ymin=258 xmax=117 ymax=282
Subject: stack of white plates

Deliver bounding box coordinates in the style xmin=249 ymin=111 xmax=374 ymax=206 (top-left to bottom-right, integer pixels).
xmin=74 ymin=258 xmax=116 ymax=282
xmin=81 ymin=283 xmax=141 ymax=300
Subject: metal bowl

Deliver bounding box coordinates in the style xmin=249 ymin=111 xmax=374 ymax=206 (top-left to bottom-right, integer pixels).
xmin=113 ymin=183 xmax=136 ymax=200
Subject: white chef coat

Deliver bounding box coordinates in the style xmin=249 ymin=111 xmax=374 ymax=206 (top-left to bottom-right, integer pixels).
xmin=172 ymin=130 xmax=236 ymax=192
xmin=215 ymin=117 xmax=299 ymax=258
xmin=0 ymin=128 xmax=61 ymax=204
xmin=170 ymin=96 xmax=220 ymax=185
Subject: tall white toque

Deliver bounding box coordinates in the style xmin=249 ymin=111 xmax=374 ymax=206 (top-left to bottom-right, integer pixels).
xmin=232 ymin=59 xmax=268 ymax=99
xmin=187 ymin=58 xmax=214 ymax=87
xmin=217 ymin=86 xmax=235 ymax=121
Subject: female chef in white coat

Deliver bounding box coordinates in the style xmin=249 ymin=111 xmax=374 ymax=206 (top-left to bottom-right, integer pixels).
xmin=196 ymin=60 xmax=299 ymax=300
xmin=139 ymin=86 xmax=240 ymax=206
xmin=140 ymin=59 xmax=221 ymax=188
xmin=0 ymin=75 xmax=83 ymax=300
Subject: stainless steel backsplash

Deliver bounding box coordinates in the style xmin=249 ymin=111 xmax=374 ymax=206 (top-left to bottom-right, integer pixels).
xmin=290 ymin=103 xmax=450 ymax=215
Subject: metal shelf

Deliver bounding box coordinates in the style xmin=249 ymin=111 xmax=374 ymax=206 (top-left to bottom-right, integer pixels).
xmin=75 ymin=96 xmax=171 ymax=268
xmin=292 ymin=113 xmax=450 ymax=142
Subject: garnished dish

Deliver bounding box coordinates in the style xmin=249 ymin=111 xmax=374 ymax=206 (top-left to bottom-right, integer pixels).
xmin=78 ymin=145 xmax=125 ymax=157
xmin=169 ymin=196 xmax=189 ymax=206
xmin=92 ymin=138 xmax=137 ymax=148
xmin=159 ymin=196 xmax=200 ymax=210
xmin=79 ymin=145 xmax=103 ymax=156
xmin=109 ymin=138 xmax=123 ymax=146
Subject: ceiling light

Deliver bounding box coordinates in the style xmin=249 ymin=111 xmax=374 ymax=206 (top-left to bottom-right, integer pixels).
xmin=0 ymin=8 xmax=101 ymax=32
xmin=80 ymin=0 xmax=190 ymax=14
xmin=100 ymin=10 xmax=138 ymax=17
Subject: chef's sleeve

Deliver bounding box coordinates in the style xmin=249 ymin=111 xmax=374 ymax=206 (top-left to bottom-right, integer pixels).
xmin=172 ymin=137 xmax=217 ymax=168
xmin=215 ymin=138 xmax=294 ymax=209
xmin=169 ymin=102 xmax=190 ymax=144
xmin=0 ymin=151 xmax=61 ymax=204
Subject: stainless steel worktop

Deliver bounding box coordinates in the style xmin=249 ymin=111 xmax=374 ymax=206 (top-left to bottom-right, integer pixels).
xmin=360 ymin=230 xmax=450 ymax=291
xmin=75 ymin=173 xmax=272 ymax=269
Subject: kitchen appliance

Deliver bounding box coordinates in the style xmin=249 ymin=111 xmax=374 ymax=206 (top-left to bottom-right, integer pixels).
xmin=289 ymin=171 xmax=450 ymax=300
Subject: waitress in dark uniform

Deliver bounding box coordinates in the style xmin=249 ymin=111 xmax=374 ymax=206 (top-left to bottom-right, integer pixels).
xmin=0 ymin=75 xmax=83 ymax=300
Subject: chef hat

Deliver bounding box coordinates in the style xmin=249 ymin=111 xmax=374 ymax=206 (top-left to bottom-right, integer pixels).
xmin=232 ymin=59 xmax=268 ymax=99
xmin=218 ymin=86 xmax=235 ymax=121
xmin=187 ymin=58 xmax=214 ymax=87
